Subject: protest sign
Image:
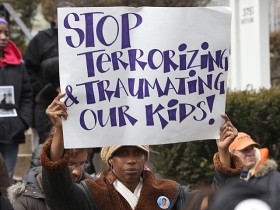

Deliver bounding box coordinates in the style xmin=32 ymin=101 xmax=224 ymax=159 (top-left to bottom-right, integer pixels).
xmin=58 ymin=7 xmax=231 ymax=148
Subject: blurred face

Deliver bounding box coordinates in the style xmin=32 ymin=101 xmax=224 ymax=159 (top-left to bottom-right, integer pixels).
xmin=0 ymin=22 xmax=9 ymax=51
xmin=234 ymin=145 xmax=256 ymax=170
xmin=109 ymin=146 xmax=147 ymax=191
xmin=68 ymin=150 xmax=88 ymax=183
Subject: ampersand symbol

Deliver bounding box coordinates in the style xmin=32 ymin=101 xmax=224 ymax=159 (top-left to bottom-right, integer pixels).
xmin=64 ymin=85 xmax=79 ymax=107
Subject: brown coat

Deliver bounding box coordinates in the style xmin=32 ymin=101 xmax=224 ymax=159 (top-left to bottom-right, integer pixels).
xmin=86 ymin=169 xmax=181 ymax=210
xmin=41 ymin=140 xmax=190 ymax=210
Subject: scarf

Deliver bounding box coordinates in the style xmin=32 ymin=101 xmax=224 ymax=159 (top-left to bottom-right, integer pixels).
xmin=0 ymin=40 xmax=22 ymax=67
xmin=240 ymin=169 xmax=249 ymax=180
xmin=113 ymin=178 xmax=143 ymax=209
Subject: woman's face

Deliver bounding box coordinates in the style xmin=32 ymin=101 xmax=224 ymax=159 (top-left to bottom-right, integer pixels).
xmin=109 ymin=146 xmax=147 ymax=191
xmin=0 ymin=22 xmax=9 ymax=51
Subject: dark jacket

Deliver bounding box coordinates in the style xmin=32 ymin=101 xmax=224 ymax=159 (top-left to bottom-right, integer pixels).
xmin=0 ymin=191 xmax=13 ymax=210
xmin=213 ymin=151 xmax=280 ymax=194
xmin=34 ymin=84 xmax=58 ymax=143
xmin=0 ymin=153 xmax=10 ymax=197
xmin=24 ymin=24 xmax=59 ymax=142
xmin=41 ymin=140 xmax=191 ymax=210
xmin=8 ymin=166 xmax=48 ymax=210
xmin=24 ymin=23 xmax=58 ymax=97
xmin=0 ymin=41 xmax=33 ymax=144
xmin=209 ymin=181 xmax=275 ymax=210
xmin=8 ymin=166 xmax=93 ymax=210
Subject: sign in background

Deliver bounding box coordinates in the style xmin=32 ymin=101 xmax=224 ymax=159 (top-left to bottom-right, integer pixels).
xmin=58 ymin=7 xmax=231 ymax=148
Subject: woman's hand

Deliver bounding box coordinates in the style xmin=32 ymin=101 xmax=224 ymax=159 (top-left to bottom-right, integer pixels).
xmin=46 ymin=93 xmax=68 ymax=129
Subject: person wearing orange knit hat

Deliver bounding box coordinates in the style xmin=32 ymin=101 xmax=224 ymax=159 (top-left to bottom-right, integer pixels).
xmin=214 ymin=131 xmax=280 ymax=195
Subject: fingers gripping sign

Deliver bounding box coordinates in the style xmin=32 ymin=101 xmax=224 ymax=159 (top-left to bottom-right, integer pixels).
xmin=46 ymin=93 xmax=68 ymax=127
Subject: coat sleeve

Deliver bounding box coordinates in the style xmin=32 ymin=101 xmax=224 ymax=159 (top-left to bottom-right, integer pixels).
xmin=12 ymin=194 xmax=48 ymax=210
xmin=41 ymin=140 xmax=96 ymax=210
xmin=212 ymin=152 xmax=243 ymax=189
xmin=172 ymin=185 xmax=193 ymax=210
xmin=12 ymin=196 xmax=32 ymax=210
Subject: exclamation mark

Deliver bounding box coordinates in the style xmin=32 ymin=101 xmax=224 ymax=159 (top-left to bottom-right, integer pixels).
xmin=206 ymin=94 xmax=215 ymax=125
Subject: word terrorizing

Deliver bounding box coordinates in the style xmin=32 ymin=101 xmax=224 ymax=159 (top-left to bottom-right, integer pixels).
xmin=62 ymin=11 xmax=229 ymax=130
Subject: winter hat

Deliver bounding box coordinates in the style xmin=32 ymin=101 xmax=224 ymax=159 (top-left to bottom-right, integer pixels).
xmin=229 ymin=132 xmax=259 ymax=152
xmin=100 ymin=145 xmax=149 ymax=165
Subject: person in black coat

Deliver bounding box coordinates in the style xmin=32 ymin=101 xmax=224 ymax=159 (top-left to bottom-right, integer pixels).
xmin=8 ymin=148 xmax=95 ymax=210
xmin=34 ymin=57 xmax=60 ymax=145
xmin=24 ymin=1 xmax=75 ymax=144
xmin=0 ymin=17 xmax=33 ymax=183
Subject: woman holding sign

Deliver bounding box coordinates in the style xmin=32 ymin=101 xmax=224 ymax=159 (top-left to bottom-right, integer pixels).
xmin=41 ymin=93 xmax=241 ymax=210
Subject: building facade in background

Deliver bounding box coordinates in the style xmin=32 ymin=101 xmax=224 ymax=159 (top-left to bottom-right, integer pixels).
xmin=209 ymin=0 xmax=280 ymax=32
xmin=209 ymin=0 xmax=280 ymax=90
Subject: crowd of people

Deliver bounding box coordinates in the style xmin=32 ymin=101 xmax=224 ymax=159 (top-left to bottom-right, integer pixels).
xmin=0 ymin=1 xmax=280 ymax=210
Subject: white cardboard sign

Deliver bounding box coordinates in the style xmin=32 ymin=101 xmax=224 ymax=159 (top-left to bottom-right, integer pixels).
xmin=58 ymin=7 xmax=231 ymax=148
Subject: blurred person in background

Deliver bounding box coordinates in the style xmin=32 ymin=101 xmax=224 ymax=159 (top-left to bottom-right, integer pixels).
xmin=0 ymin=16 xmax=33 ymax=183
xmin=24 ymin=1 xmax=75 ymax=146
xmin=214 ymin=131 xmax=280 ymax=197
xmin=209 ymin=180 xmax=275 ymax=210
xmin=8 ymin=142 xmax=95 ymax=210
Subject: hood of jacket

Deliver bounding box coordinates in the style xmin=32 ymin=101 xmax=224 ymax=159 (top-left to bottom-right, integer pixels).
xmin=7 ymin=181 xmax=26 ymax=204
xmin=247 ymin=148 xmax=278 ymax=178
xmin=255 ymin=158 xmax=278 ymax=178
xmin=0 ymin=40 xmax=22 ymax=67
xmin=7 ymin=166 xmax=43 ymax=204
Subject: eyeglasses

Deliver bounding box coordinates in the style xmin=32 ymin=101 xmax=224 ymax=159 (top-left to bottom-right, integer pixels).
xmin=68 ymin=160 xmax=90 ymax=169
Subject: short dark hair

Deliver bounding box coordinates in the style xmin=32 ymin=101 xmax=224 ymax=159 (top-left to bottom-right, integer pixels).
xmin=69 ymin=148 xmax=91 ymax=158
